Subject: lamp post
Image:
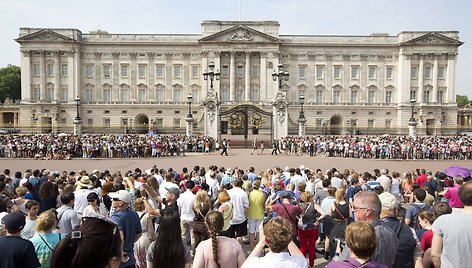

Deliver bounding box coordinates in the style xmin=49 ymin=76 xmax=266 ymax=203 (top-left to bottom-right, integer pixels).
xmin=186 ymin=92 xmax=193 ymax=137
xmin=272 ymin=63 xmax=290 ymax=91
xmin=73 ymin=96 xmax=82 ymax=136
xmin=408 ymin=98 xmax=418 ymax=137
xmin=298 ymin=94 xmax=306 ymax=136
xmin=203 ymin=61 xmax=220 ymax=91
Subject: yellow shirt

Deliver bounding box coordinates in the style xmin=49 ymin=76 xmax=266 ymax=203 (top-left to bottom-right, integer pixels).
xmin=248 ymin=189 xmax=265 ymax=220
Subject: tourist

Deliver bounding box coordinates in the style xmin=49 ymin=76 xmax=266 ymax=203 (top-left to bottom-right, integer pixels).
xmin=29 ymin=209 xmax=63 ymax=267
xmin=192 ymin=190 xmax=211 ymax=249
xmin=82 ymin=192 xmax=108 ymax=218
xmin=193 ymin=211 xmax=245 ymax=268
xmin=134 ymin=197 xmax=155 ymax=268
xmin=51 ymin=216 xmax=125 ymax=268
xmin=0 ymin=212 xmax=41 ymax=267
xmin=243 ymin=217 xmax=307 ymax=267
xmin=146 ymin=211 xmax=192 ymax=268
xmin=56 ymin=193 xmax=80 ymax=236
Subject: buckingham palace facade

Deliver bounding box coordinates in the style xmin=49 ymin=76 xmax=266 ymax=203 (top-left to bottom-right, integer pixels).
xmin=16 ymin=20 xmax=463 ymax=139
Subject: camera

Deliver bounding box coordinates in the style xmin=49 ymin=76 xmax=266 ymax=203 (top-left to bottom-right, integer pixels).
xmin=263 ymin=215 xmax=272 ymax=225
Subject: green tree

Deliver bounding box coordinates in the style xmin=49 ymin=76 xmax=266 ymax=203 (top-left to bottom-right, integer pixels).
xmin=0 ymin=65 xmax=21 ymax=102
xmin=456 ymin=95 xmax=471 ymax=107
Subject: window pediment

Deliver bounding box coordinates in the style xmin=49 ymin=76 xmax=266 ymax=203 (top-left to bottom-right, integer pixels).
xmin=16 ymin=29 xmax=78 ymax=43
xmin=400 ymin=32 xmax=463 ymax=47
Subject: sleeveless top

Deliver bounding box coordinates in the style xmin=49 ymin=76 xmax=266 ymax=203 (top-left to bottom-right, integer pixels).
xmin=332 ymin=202 xmax=349 ymax=222
xmin=222 ymin=201 xmax=233 ymax=231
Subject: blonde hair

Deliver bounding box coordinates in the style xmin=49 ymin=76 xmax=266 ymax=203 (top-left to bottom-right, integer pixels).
xmin=133 ymin=197 xmax=145 ymax=212
xmin=335 ymin=188 xmax=346 ymax=203
xmin=15 ymin=186 xmax=27 ymax=197
xmin=194 ymin=190 xmax=210 ymax=211
xmin=217 ymin=190 xmax=230 ymax=204
xmin=35 ymin=209 xmax=57 ymax=232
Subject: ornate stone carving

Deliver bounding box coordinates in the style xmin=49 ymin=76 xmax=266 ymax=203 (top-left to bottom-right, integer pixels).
xmin=206 ymin=101 xmax=217 ymax=123
xmin=277 ymin=102 xmax=286 ymax=123
xmin=229 ymin=30 xmax=253 ymax=41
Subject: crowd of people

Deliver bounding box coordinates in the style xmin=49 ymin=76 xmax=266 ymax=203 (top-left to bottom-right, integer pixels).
xmin=266 ymin=135 xmax=472 ymax=160
xmin=0 ymin=164 xmax=471 ymax=268
xmin=2 ymin=133 xmax=472 ymax=161
xmin=0 ymin=134 xmax=215 ymax=159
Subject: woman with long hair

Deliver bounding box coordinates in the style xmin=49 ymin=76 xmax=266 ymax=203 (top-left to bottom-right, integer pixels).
xmin=193 ymin=211 xmax=245 ymax=268
xmin=134 ymin=197 xmax=156 ymax=268
xmin=193 ymin=190 xmax=211 ymax=249
xmin=38 ymin=181 xmax=59 ymax=213
xmin=30 ymin=209 xmax=63 ymax=267
xmin=298 ymin=192 xmax=326 ymax=268
xmin=51 ymin=217 xmax=125 ymax=268
xmin=217 ymin=190 xmax=233 ymax=237
xmin=328 ymin=188 xmax=351 ymax=259
xmin=402 ymin=172 xmax=414 ymax=203
xmin=146 ymin=211 xmax=192 ymax=268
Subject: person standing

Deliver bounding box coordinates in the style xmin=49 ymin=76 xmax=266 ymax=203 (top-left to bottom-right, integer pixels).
xmin=251 ymin=138 xmax=258 ymax=155
xmin=56 ymin=193 xmax=80 ymax=236
xmin=227 ymin=179 xmax=250 ymax=245
xmin=0 ymin=212 xmax=41 ymax=268
xmin=193 ymin=211 xmax=246 ymax=268
xmin=431 ymin=181 xmax=472 ymax=267
xmin=178 ymin=180 xmax=196 ymax=252
xmin=110 ymin=190 xmax=142 ymax=268
xmin=29 ymin=209 xmax=63 ymax=268
xmin=247 ymin=180 xmax=266 ymax=250
xmin=220 ymin=139 xmax=229 ymax=156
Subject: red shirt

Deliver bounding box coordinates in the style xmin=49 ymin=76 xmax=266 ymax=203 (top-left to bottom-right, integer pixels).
xmin=272 ymin=203 xmax=302 ymax=236
xmin=416 ymin=174 xmax=428 ymax=188
xmin=421 ymin=229 xmax=434 ymax=252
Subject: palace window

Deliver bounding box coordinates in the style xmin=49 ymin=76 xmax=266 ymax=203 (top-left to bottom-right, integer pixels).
xmin=438 ymin=66 xmax=445 ymax=79
xmin=385 ymin=90 xmax=392 ymax=104
xmin=299 ymin=66 xmax=306 ymax=80
xmin=121 ymin=65 xmax=129 ymax=77
xmin=191 ymin=65 xmax=199 ymax=78
xmin=104 ymin=89 xmax=111 ymax=103
xmin=315 ymin=90 xmax=323 ymax=104
xmin=103 ymin=64 xmax=111 ymax=78
xmin=333 ymin=66 xmax=341 ymax=79
xmin=86 ymin=64 xmax=94 ymax=78
xmin=386 ymin=66 xmax=393 ymax=79
xmin=156 ymin=65 xmax=164 ymax=78
xmin=173 ymin=65 xmax=182 ymax=78
xmin=138 ymin=64 xmax=147 ymax=78
xmin=351 ymin=90 xmax=358 ymax=104
xmin=424 ymin=66 xmax=431 ymax=78
xmin=237 ymin=65 xmax=244 ymax=77
xmin=351 ymin=66 xmax=359 ymax=79
xmin=368 ymin=66 xmax=376 ymax=79
xmin=368 ymin=90 xmax=375 ymax=104
xmin=316 ymin=65 xmax=324 ymax=79
xmin=33 ymin=64 xmax=40 ymax=76
xmin=47 ymin=63 xmax=54 ymax=77
xmin=411 ymin=66 xmax=418 ymax=79
xmin=61 ymin=64 xmax=68 ymax=77
xmin=333 ymin=90 xmax=340 ymax=104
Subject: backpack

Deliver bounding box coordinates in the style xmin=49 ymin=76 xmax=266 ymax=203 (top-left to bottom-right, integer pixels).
xmin=411 ymin=203 xmax=432 ymax=229
xmin=0 ymin=194 xmax=12 ymax=213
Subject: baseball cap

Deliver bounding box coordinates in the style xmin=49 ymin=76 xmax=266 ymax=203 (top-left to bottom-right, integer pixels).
xmin=378 ymin=192 xmax=399 ymax=210
xmin=165 ymin=187 xmax=180 ymax=199
xmin=109 ymin=190 xmax=132 ymax=204
xmin=1 ymin=212 xmax=26 ymax=231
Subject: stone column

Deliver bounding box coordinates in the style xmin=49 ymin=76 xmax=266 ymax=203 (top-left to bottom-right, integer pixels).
xmin=418 ymin=56 xmax=424 ymax=103
xmin=446 ymin=53 xmax=456 ymax=103
xmin=39 ymin=51 xmax=46 ymax=100
xmin=213 ymin=51 xmax=221 ymax=100
xmin=432 ymin=56 xmax=439 ymax=103
xmin=148 ymin=52 xmax=155 ymax=100
xmin=203 ymin=97 xmax=218 ymax=139
xmin=94 ymin=52 xmax=102 ymax=102
xmin=165 ymin=53 xmax=173 ymax=102
xmin=20 ymin=50 xmax=32 ymax=101
xmin=186 ymin=117 xmax=193 ymax=137
xmin=245 ymin=52 xmax=251 ymax=101
xmin=112 ymin=52 xmax=120 ymax=101
xmin=201 ymin=51 xmax=209 ymax=98
xmin=130 ymin=53 xmax=137 ymax=101
xmin=229 ymin=51 xmax=236 ymax=102
xmin=54 ymin=51 xmax=61 ymax=101
xmin=298 ymin=118 xmax=306 ymax=136
xmin=260 ymin=52 xmax=267 ymax=101
xmin=73 ymin=50 xmax=81 ymax=100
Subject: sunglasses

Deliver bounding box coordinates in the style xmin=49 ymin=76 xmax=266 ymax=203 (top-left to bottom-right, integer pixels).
xmin=80 ymin=216 xmax=129 ymax=263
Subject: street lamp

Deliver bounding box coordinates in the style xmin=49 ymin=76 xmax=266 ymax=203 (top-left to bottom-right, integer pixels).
xmin=408 ymin=98 xmax=418 ymax=137
xmin=203 ymin=61 xmax=220 ymax=91
xmin=298 ymin=94 xmax=306 ymax=136
xmin=272 ymin=63 xmax=290 ymax=91
xmin=73 ymin=96 xmax=82 ymax=136
xmin=186 ymin=92 xmax=193 ymax=137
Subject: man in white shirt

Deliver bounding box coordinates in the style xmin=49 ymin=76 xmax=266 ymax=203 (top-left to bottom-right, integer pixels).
xmin=73 ymin=176 xmax=93 ymax=219
xmin=56 ymin=193 xmax=80 ymax=236
xmin=159 ymin=172 xmax=178 ymax=197
xmin=228 ymin=179 xmax=249 ymax=245
xmin=376 ymin=169 xmax=392 ymax=193
xmin=291 ymin=168 xmax=305 ymax=192
xmin=206 ymin=171 xmax=220 ymax=203
xmin=177 ymin=180 xmax=196 ymax=251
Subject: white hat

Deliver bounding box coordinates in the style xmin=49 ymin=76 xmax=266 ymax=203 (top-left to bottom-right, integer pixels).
xmin=378 ymin=192 xmax=399 ymax=210
xmin=109 ymin=190 xmax=132 ymax=204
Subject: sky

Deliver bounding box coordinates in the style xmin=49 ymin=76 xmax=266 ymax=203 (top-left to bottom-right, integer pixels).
xmin=1 ymin=0 xmax=471 ymax=96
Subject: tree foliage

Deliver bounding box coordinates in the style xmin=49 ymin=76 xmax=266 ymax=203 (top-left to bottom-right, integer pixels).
xmin=0 ymin=65 xmax=21 ymax=102
xmin=456 ymin=95 xmax=471 ymax=107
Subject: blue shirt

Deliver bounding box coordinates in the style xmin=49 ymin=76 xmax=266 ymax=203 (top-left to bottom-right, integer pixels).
xmin=110 ymin=208 xmax=142 ymax=267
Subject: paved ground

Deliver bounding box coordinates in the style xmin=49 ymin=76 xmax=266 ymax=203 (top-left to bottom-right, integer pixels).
xmin=1 ymin=149 xmax=468 ymax=267
xmin=0 ymin=149 xmax=467 ymax=175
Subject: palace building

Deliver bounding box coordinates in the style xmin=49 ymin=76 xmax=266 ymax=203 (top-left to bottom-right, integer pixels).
xmin=15 ymin=20 xmax=463 ymax=140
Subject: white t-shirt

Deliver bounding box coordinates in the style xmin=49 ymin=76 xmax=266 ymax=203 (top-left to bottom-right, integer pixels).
xmin=177 ymin=191 xmax=196 ymax=221
xmin=243 ymin=252 xmax=307 ymax=268
xmin=20 ymin=218 xmax=36 ymax=239
xmin=227 ymin=187 xmax=249 ymax=225
xmin=158 ymin=181 xmax=178 ymax=197
xmin=73 ymin=188 xmax=93 ymax=214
